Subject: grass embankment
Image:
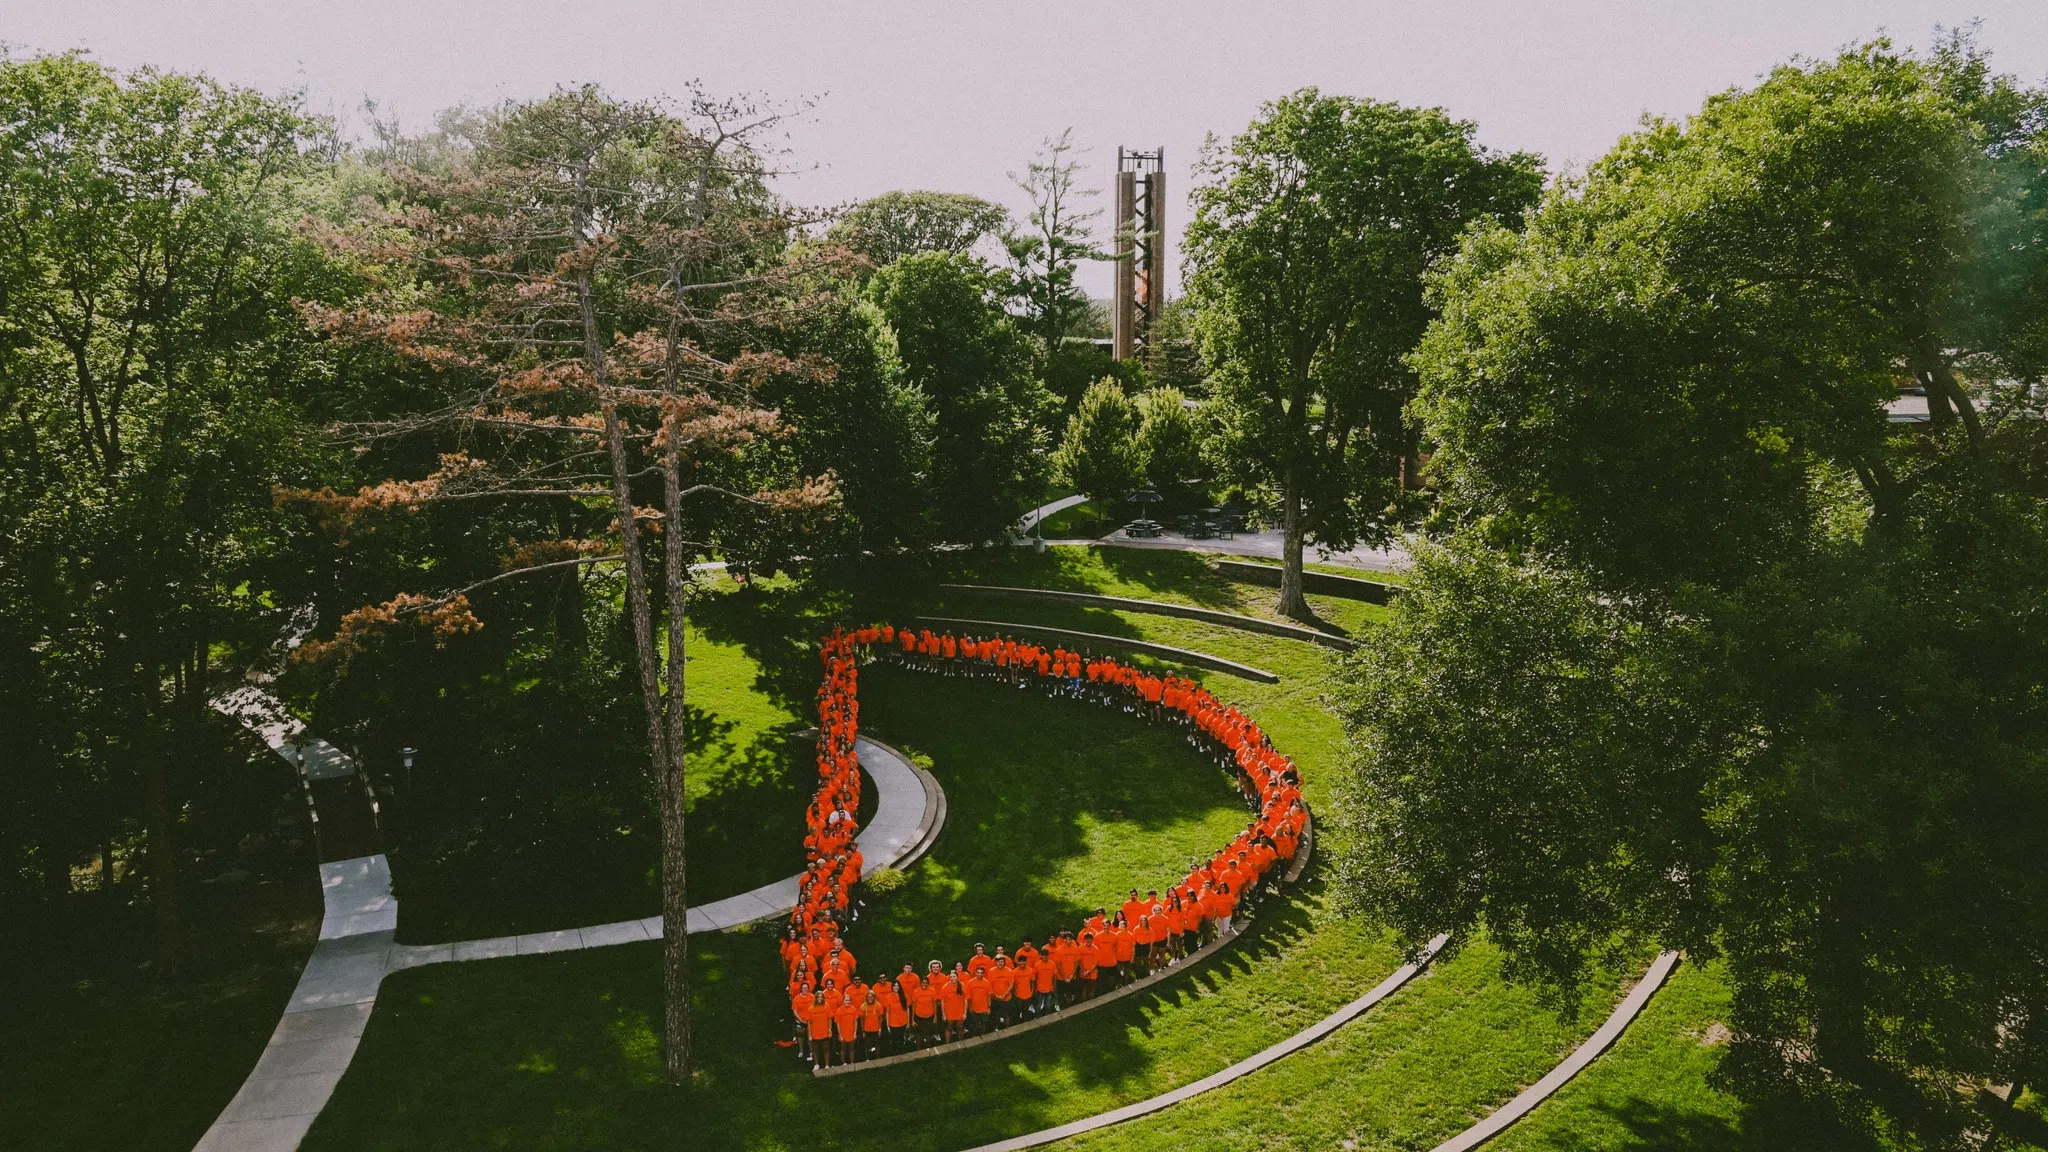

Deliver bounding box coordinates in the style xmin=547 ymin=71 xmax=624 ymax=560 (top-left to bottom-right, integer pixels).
xmin=0 ymin=721 xmax=321 ymax=1152
xmin=305 ymin=548 xmax=1663 ymax=1150
xmin=393 ymin=613 xmax=856 ymax=942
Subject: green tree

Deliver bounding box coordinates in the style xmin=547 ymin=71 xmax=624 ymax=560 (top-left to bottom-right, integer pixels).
xmin=868 ymin=252 xmax=1048 ymax=541
xmin=0 ymin=53 xmax=335 ymax=963
xmin=1346 ymin=40 xmax=2048 ymax=1143
xmin=830 ymin=189 xmax=1009 ymax=273
xmin=1051 ymin=379 xmax=1144 ymax=501
xmin=1007 ymin=128 xmax=1106 ymax=354
xmin=1185 ymin=89 xmax=1542 ymax=618
xmin=1135 ymin=387 xmax=1206 ymax=499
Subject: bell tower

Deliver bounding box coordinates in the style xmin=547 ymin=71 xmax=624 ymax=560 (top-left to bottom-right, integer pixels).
xmin=1111 ymin=146 xmax=1165 ymax=361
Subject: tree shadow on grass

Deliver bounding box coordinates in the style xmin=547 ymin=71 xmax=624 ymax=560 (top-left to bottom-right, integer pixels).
xmin=1581 ymin=1093 xmax=1887 ymax=1152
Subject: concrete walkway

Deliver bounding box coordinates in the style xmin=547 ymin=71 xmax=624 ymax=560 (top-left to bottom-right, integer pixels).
xmin=215 ymin=685 xmax=360 ymax=781
xmin=195 ymin=857 xmax=396 ymax=1151
xmin=1017 ymin=493 xmax=1091 ymax=534
xmin=201 ymin=687 xmax=943 ymax=1152
xmin=388 ymin=735 xmax=940 ymax=969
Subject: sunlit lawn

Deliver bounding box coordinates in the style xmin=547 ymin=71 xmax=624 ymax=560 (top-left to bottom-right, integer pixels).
xmin=302 ymin=548 xmax=1720 ymax=1151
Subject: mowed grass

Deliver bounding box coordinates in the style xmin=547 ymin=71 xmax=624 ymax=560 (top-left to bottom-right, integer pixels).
xmin=393 ymin=607 xmax=846 ymax=942
xmin=303 ymin=547 xmax=1707 ymax=1151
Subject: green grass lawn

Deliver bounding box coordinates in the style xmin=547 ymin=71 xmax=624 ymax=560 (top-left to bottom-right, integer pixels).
xmin=300 ymin=546 xmax=1747 ymax=1151
xmin=391 ymin=606 xmax=864 ymax=943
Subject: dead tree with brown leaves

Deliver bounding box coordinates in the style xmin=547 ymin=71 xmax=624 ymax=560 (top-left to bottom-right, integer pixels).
xmin=287 ymin=84 xmax=840 ymax=1084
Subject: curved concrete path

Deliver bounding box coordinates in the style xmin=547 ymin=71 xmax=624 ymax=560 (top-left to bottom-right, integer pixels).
xmin=201 ymin=687 xmax=943 ymax=1152
xmin=1017 ymin=493 xmax=1091 ymax=534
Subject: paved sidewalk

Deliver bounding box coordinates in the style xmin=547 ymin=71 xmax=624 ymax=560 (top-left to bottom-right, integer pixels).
xmin=388 ymin=736 xmax=937 ymax=969
xmin=214 ymin=685 xmax=358 ymax=781
xmin=202 ymin=687 xmax=944 ymax=1152
xmin=193 ymin=856 xmax=395 ymax=1152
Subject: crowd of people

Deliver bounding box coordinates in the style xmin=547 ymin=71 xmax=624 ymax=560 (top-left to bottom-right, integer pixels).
xmin=781 ymin=624 xmax=1309 ymax=1069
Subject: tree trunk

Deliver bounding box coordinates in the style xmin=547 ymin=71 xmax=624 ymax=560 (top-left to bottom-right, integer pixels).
xmin=658 ymin=419 xmax=692 ymax=1085
xmin=141 ymin=713 xmax=183 ymax=972
xmin=583 ymin=258 xmax=688 ymax=1081
xmin=1279 ymin=464 xmax=1311 ymax=621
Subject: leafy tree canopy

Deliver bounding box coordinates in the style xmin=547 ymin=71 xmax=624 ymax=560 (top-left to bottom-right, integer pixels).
xmin=1185 ymin=88 xmax=1542 ymax=616
xmin=1051 ymin=378 xmax=1144 ymax=502
xmin=1345 ymin=37 xmax=2048 ymax=1144
xmin=869 ymin=251 xmax=1050 ymax=542
xmin=829 ymin=189 xmax=1010 ymax=274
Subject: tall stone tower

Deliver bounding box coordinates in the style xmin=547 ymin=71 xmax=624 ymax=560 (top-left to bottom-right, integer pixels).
xmin=1112 ymin=146 xmax=1166 ymax=361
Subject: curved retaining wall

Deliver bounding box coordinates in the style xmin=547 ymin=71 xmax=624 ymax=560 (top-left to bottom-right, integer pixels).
xmin=912 ymin=615 xmax=1281 ymax=683
xmin=938 ymin=584 xmax=1357 ymax=651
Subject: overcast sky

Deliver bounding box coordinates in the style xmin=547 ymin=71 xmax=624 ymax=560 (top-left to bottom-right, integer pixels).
xmin=9 ymin=1 xmax=2048 ymax=296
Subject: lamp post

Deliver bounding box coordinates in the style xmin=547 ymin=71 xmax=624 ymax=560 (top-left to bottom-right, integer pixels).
xmin=401 ymin=747 xmax=416 ymax=798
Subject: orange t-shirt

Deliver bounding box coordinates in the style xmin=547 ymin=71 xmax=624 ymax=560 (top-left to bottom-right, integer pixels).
xmin=1033 ymin=956 xmax=1056 ymax=994
xmin=881 ymin=987 xmax=909 ymax=1028
xmin=1077 ymin=936 xmax=1099 ymax=977
xmin=806 ymin=1000 xmax=833 ymax=1040
xmin=911 ymin=981 xmax=937 ymax=1019
xmin=833 ymin=998 xmax=860 ymax=1041
xmin=989 ymin=963 xmax=1016 ymax=999
xmin=939 ymin=979 xmax=968 ymax=1021
xmin=966 ymin=974 xmax=992 ymax=1014
xmin=862 ymin=999 xmax=884 ymax=1033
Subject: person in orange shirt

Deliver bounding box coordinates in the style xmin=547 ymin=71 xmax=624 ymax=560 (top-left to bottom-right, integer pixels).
xmin=1112 ymin=915 xmax=1137 ymax=983
xmin=1179 ymin=891 xmax=1206 ymax=952
xmin=805 ymin=990 xmax=833 ymax=1067
xmin=1010 ymin=939 xmax=1039 ymax=1016
xmin=988 ymin=953 xmax=1017 ymax=1027
xmin=1121 ymin=890 xmax=1148 ymax=932
xmin=967 ymin=944 xmax=994 ymax=978
xmin=879 ymin=979 xmax=908 ymax=1053
xmin=1212 ymin=882 xmax=1238 ymax=936
xmin=910 ymin=964 xmax=940 ymax=1046
xmin=939 ymin=968 xmax=969 ymax=1043
xmin=791 ymin=982 xmax=816 ymax=1059
xmin=1076 ymin=930 xmax=1100 ymax=999
xmin=965 ymin=967 xmax=993 ymax=1034
xmin=1031 ymin=946 xmax=1056 ymax=1015
xmin=1053 ymin=931 xmax=1082 ymax=1006
xmin=1092 ymin=925 xmax=1119 ymax=988
xmin=1135 ymin=914 xmax=1157 ymax=973
xmin=860 ymin=989 xmax=885 ymax=1061
xmin=833 ymin=991 xmax=861 ymax=1066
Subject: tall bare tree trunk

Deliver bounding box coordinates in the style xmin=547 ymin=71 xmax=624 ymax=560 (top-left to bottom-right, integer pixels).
xmin=658 ymin=416 xmax=692 ymax=1084
xmin=1279 ymin=463 xmax=1311 ymax=621
xmin=141 ymin=709 xmax=183 ymax=972
xmin=585 ymin=269 xmax=688 ymax=1083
